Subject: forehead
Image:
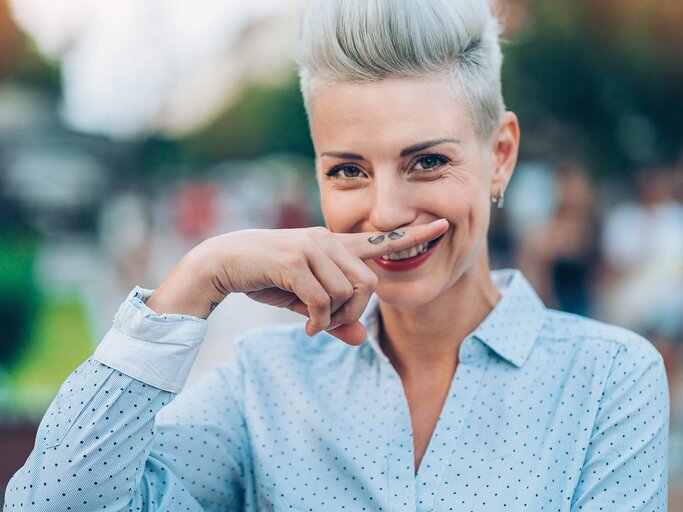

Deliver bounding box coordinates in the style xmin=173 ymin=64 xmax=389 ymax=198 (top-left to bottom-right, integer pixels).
xmin=308 ymin=76 xmax=473 ymax=152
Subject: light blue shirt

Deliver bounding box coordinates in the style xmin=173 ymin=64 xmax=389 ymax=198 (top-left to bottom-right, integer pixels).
xmin=4 ymin=269 xmax=669 ymax=511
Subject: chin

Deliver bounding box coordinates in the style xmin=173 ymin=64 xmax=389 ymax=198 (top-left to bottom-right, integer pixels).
xmin=375 ymin=278 xmax=443 ymax=307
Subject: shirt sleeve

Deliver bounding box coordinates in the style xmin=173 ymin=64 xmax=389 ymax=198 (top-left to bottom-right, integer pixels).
xmin=92 ymin=286 xmax=208 ymax=394
xmin=570 ymin=336 xmax=669 ymax=511
xmin=3 ymin=287 xmax=250 ymax=511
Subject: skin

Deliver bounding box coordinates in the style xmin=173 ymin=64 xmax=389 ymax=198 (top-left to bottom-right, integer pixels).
xmin=309 ymin=76 xmax=520 ymax=472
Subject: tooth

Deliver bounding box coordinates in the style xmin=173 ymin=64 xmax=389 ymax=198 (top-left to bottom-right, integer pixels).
xmin=381 ymin=242 xmax=431 ymax=262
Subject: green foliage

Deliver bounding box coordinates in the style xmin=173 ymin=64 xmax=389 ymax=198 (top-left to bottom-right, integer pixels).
xmin=179 ymin=73 xmax=314 ymax=164
xmin=0 ymin=237 xmax=34 ymax=294
xmin=0 ymin=236 xmax=37 ymax=367
xmin=6 ymin=296 xmax=93 ymax=418
xmin=504 ymin=0 xmax=683 ymax=176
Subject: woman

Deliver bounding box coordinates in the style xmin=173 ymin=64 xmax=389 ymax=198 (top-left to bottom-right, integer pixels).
xmin=4 ymin=0 xmax=669 ymax=510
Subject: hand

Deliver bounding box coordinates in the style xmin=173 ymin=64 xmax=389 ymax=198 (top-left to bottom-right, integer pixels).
xmin=146 ymin=219 xmax=449 ymax=345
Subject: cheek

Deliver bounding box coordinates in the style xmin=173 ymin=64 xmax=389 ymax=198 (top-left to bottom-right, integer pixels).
xmin=424 ymin=179 xmax=483 ymax=221
xmin=320 ymin=188 xmax=364 ymax=232
xmin=425 ymin=181 xmax=491 ymax=245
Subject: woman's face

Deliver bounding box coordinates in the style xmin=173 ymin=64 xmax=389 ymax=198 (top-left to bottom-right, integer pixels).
xmin=309 ymin=76 xmax=518 ymax=307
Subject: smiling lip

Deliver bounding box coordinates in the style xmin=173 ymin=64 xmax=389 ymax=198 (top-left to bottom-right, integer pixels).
xmin=373 ymin=234 xmax=444 ymax=272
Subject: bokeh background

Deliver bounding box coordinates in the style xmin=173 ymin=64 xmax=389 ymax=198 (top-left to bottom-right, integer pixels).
xmin=1 ymin=0 xmax=682 ymax=507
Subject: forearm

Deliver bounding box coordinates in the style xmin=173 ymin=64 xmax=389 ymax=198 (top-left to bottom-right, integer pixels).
xmin=3 ymin=358 xmax=192 ymax=511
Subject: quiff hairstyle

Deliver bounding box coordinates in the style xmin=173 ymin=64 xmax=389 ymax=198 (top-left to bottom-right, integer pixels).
xmin=295 ymin=0 xmax=505 ymax=141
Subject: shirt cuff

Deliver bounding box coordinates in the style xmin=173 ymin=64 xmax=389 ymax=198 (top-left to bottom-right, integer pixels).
xmin=93 ymin=286 xmax=208 ymax=393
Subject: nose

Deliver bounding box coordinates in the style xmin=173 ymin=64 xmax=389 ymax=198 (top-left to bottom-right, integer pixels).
xmin=368 ymin=173 xmax=416 ymax=232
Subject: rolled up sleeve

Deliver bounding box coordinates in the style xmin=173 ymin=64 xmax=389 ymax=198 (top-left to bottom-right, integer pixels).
xmin=93 ymin=286 xmax=207 ymax=393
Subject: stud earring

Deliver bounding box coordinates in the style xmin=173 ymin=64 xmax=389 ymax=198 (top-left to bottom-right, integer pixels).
xmin=491 ymin=187 xmax=506 ymax=209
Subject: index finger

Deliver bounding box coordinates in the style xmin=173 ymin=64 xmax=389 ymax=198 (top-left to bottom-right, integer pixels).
xmin=335 ymin=218 xmax=449 ymax=260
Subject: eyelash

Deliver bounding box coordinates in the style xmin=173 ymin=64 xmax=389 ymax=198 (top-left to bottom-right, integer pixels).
xmin=324 ymin=153 xmax=450 ymax=179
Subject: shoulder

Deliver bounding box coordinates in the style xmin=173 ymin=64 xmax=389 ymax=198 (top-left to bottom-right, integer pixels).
xmin=541 ymin=308 xmax=664 ymax=374
xmin=536 ymin=310 xmax=668 ymax=430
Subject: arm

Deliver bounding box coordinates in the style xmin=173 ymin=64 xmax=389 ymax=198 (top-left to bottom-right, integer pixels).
xmin=4 ymin=220 xmax=440 ymax=510
xmin=570 ymin=337 xmax=669 ymax=511
xmin=3 ymin=288 xmax=248 ymax=511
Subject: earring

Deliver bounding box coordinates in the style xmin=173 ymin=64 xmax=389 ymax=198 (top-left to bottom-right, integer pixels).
xmin=491 ymin=187 xmax=505 ymax=209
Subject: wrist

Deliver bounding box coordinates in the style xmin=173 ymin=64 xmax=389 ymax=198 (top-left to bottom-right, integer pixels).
xmin=147 ymin=244 xmax=227 ymax=318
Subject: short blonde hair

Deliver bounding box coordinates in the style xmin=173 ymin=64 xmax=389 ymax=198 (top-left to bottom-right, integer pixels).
xmin=295 ymin=0 xmax=505 ymax=141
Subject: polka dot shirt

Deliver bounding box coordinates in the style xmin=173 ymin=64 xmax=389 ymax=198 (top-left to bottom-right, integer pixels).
xmin=4 ymin=269 xmax=669 ymax=511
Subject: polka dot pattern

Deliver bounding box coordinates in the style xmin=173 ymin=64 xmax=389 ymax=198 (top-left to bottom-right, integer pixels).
xmin=4 ymin=269 xmax=669 ymax=511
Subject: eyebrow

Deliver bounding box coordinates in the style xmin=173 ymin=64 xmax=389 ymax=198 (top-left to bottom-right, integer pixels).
xmin=399 ymin=138 xmax=460 ymax=157
xmin=320 ymin=138 xmax=460 ymax=161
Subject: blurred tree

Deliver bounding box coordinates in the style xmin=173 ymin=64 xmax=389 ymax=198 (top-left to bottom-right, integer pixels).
xmin=171 ymin=0 xmax=682 ymax=177
xmin=0 ymin=236 xmax=36 ymax=368
xmin=0 ymin=0 xmax=19 ymax=77
xmin=178 ymin=73 xmax=314 ymax=164
xmin=503 ymin=0 xmax=683 ymax=176
xmin=0 ymin=0 xmax=59 ymax=89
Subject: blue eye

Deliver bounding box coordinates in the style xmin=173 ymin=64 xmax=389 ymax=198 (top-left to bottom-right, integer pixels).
xmin=326 ymin=166 xmax=365 ymax=178
xmin=414 ymin=154 xmax=449 ymax=171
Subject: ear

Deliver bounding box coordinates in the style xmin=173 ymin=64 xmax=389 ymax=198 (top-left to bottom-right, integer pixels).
xmin=489 ymin=111 xmax=520 ymax=197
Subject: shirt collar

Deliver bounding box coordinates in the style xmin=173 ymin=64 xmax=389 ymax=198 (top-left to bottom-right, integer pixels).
xmin=359 ymin=269 xmax=547 ymax=368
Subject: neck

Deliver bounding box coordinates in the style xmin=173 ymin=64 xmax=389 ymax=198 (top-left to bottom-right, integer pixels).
xmin=377 ymin=251 xmax=501 ymax=381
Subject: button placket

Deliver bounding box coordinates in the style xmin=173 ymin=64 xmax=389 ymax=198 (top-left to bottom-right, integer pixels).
xmin=386 ymin=367 xmax=417 ymax=512
xmin=415 ymin=337 xmax=490 ymax=512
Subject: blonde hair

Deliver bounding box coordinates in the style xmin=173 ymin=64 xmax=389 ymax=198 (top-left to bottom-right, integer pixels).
xmin=295 ymin=0 xmax=505 ymax=141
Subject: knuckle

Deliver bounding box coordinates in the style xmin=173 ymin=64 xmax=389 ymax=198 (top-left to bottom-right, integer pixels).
xmin=338 ymin=283 xmax=354 ymax=301
xmin=360 ymin=272 xmax=379 ymax=289
xmin=309 ymin=293 xmax=330 ymax=311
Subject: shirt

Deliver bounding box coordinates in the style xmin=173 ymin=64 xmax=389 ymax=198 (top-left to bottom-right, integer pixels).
xmin=4 ymin=269 xmax=669 ymax=511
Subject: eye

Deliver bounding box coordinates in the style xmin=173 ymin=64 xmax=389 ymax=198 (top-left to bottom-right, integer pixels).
xmin=325 ymin=165 xmax=366 ymax=179
xmin=413 ymin=154 xmax=449 ymax=171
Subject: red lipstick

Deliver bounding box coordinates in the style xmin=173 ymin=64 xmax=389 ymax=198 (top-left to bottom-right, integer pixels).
xmin=373 ymin=234 xmax=443 ymax=272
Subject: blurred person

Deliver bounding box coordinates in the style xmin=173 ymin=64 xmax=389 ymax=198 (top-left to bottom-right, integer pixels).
xmin=174 ymin=181 xmax=221 ymax=243
xmin=517 ymin=162 xmax=601 ymax=316
xmin=273 ymin=183 xmax=315 ymax=229
xmin=98 ymin=192 xmax=154 ymax=293
xmin=5 ymin=1 xmax=669 ymax=511
xmin=600 ymin=164 xmax=683 ymax=421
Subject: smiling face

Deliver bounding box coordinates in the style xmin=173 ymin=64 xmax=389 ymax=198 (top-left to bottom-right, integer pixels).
xmin=309 ymin=76 xmax=518 ymax=307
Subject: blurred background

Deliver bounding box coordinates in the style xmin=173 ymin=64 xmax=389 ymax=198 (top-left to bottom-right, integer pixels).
xmin=0 ymin=0 xmax=681 ymax=507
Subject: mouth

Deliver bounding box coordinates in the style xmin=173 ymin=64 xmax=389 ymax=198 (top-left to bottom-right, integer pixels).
xmin=373 ymin=232 xmax=445 ymax=271
xmin=380 ymin=233 xmax=445 ymax=261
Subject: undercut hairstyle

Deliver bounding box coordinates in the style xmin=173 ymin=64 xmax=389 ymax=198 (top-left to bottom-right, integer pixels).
xmin=295 ymin=0 xmax=505 ymax=141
